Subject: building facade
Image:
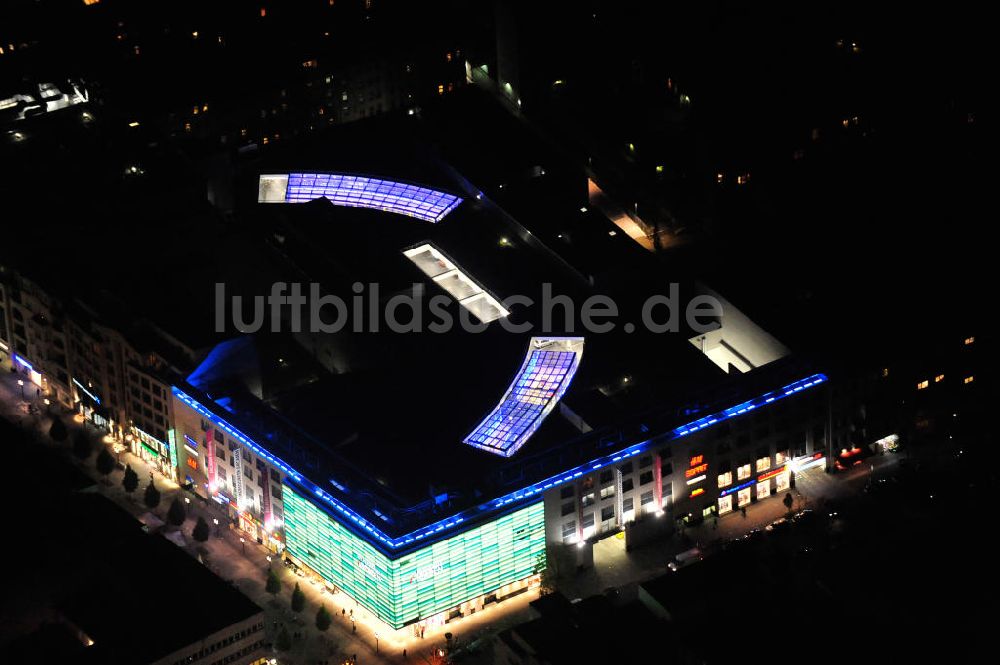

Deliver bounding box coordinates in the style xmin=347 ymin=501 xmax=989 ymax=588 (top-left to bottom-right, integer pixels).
xmin=169 ymin=369 xmax=838 ymax=633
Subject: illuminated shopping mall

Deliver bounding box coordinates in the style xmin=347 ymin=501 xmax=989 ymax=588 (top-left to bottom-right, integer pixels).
xmin=158 ymin=168 xmax=843 ymax=634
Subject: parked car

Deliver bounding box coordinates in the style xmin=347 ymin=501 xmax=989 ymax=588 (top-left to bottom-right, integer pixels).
xmin=668 ymin=547 xmax=703 ymax=571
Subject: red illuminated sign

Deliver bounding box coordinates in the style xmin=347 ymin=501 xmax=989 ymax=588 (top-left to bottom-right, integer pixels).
xmin=690 ymin=455 xmax=704 ymax=467
xmin=756 ymin=465 xmax=789 ymax=482
xmin=690 ymin=488 xmax=705 ymax=498
xmin=685 ymin=463 xmax=709 ymax=478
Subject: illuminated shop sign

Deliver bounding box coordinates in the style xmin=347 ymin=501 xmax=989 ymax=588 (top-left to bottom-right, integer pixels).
xmin=689 ymin=455 xmax=704 ymax=466
xmin=408 ymin=563 xmax=445 ymax=584
xmin=135 ymin=427 xmax=166 ymax=459
xmin=690 ymin=488 xmax=705 ymax=498
xmin=756 ymin=465 xmax=789 ymax=483
xmin=167 ymin=429 xmax=179 ymax=475
xmin=13 ymin=354 xmax=34 ymax=372
xmin=72 ymin=378 xmax=102 ymax=405
xmin=685 ymin=475 xmax=707 ymax=486
xmin=685 ymin=463 xmax=709 ymax=478
xmin=720 ymin=480 xmax=755 ymax=498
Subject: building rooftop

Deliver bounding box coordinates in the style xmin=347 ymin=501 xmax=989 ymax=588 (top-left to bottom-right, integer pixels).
xmin=170 ymin=101 xmax=830 ymax=554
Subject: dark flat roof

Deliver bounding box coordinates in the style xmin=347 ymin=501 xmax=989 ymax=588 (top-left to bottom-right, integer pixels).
xmin=3 ymin=438 xmax=261 ymax=665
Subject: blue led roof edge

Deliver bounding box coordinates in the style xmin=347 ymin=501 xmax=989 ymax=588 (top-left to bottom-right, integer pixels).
xmin=463 ymin=342 xmax=584 ymax=457
xmin=173 ymin=373 xmax=827 ymax=556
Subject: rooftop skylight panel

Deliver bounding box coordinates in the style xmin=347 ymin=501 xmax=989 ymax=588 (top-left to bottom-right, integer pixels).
xmin=403 ymin=243 xmax=510 ymax=323
xmin=463 ymin=337 xmax=584 ymax=457
xmin=258 ymin=173 xmax=462 ymax=222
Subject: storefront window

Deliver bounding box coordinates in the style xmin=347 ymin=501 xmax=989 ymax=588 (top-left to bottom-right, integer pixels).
xmin=718 ymin=495 xmax=733 ymax=515
xmin=738 ymin=487 xmax=752 ymax=508
xmin=775 ymin=450 xmax=788 ymax=466
xmin=756 ymin=480 xmax=771 ymax=500
xmin=717 ymin=471 xmax=733 ymax=488
xmin=756 ymin=456 xmax=771 ymax=473
xmin=737 ymin=464 xmax=751 ymax=480
xmin=775 ymin=471 xmax=790 ymax=493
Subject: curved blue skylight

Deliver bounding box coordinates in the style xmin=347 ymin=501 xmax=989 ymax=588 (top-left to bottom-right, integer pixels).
xmin=258 ymin=173 xmax=462 ymax=222
xmin=464 ymin=337 xmax=585 ymax=457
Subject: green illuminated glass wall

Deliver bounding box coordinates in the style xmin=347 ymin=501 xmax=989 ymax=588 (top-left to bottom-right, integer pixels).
xmin=283 ymin=485 xmax=545 ymax=628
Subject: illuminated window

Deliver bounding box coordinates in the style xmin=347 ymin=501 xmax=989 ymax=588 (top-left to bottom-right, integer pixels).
xmin=737 ymin=463 xmax=751 ymax=481
xmin=260 ymin=7 xmax=267 ymax=17
xmin=917 ymin=380 xmax=929 ymax=390
xmin=446 ymin=52 xmax=452 ymax=62
xmin=600 ymin=484 xmax=615 ymax=500
xmin=718 ymin=494 xmax=733 ymax=515
xmin=934 ymin=374 xmax=944 ymax=383
xmin=965 ymin=336 xmax=975 ymax=345
xmin=756 ymin=480 xmax=771 ymax=500
xmin=622 ymin=497 xmax=635 ymax=523
xmin=438 ymin=84 xmax=444 ymax=95
xmin=403 ymin=244 xmax=509 ymax=323
xmin=775 ymin=471 xmax=791 ymax=493
xmin=964 ymin=376 xmax=975 ymax=384
xmin=775 ymin=450 xmax=788 ymax=466
xmin=737 ymin=487 xmax=752 ymax=508
xmin=562 ymin=521 xmax=577 ymax=543
xmin=717 ymin=472 xmax=732 ymax=488
xmin=882 ymin=368 xmax=889 ymax=377
xmin=755 ymin=457 xmax=771 ymax=473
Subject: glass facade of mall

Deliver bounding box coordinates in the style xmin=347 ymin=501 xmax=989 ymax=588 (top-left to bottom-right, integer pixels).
xmin=283 ymin=485 xmax=545 ymax=628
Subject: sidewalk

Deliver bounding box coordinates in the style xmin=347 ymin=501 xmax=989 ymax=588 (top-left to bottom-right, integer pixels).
xmin=1 ymin=364 xmax=536 ymax=664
